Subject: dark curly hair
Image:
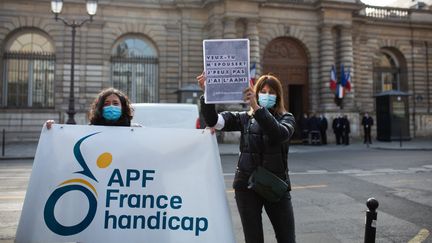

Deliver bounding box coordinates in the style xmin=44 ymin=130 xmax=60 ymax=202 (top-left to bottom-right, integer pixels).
xmin=88 ymin=88 xmax=133 ymax=126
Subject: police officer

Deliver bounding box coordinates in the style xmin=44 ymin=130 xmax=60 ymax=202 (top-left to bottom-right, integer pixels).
xmin=362 ymin=112 xmax=374 ymax=144
xmin=332 ymin=115 xmax=343 ymax=145
xmin=319 ymin=114 xmax=328 ymax=145
xmin=341 ymin=115 xmax=350 ymax=145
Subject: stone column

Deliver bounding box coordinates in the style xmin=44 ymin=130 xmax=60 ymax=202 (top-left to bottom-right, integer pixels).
xmin=209 ymin=18 xmax=223 ymax=39
xmin=340 ymin=25 xmax=354 ymax=106
xmin=340 ymin=25 xmax=354 ymax=76
xmin=319 ymin=24 xmax=335 ymax=110
xmin=246 ymin=18 xmax=260 ymax=76
xmin=223 ymin=17 xmax=236 ymax=39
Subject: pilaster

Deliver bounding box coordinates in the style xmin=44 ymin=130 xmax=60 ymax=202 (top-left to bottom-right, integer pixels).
xmin=319 ymin=24 xmax=335 ymax=110
xmin=340 ymin=25 xmax=355 ymax=109
xmin=246 ymin=18 xmax=260 ymax=76
xmin=223 ymin=17 xmax=236 ymax=39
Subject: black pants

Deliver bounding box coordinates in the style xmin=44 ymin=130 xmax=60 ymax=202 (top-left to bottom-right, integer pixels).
xmin=364 ymin=127 xmax=372 ymax=143
xmin=335 ymin=132 xmax=342 ymax=144
xmin=342 ymin=132 xmax=350 ymax=145
xmin=320 ymin=129 xmax=327 ymax=144
xmin=235 ymin=189 xmax=296 ymax=243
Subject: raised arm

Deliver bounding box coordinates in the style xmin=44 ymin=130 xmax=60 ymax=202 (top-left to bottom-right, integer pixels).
xmin=197 ymin=72 xmax=245 ymax=131
xmin=253 ymin=108 xmax=296 ymax=144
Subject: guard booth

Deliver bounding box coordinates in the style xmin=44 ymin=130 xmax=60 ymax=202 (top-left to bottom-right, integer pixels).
xmin=176 ymin=84 xmax=202 ymax=104
xmin=375 ymin=91 xmax=410 ymax=141
xmin=176 ymin=84 xmax=205 ymax=128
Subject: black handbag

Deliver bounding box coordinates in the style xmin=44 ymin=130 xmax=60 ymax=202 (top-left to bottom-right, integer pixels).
xmin=248 ymin=166 xmax=289 ymax=202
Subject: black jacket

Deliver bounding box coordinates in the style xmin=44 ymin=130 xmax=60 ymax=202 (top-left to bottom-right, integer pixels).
xmin=200 ymin=96 xmax=296 ymax=190
xmin=319 ymin=116 xmax=328 ymax=131
xmin=362 ymin=116 xmax=374 ymax=128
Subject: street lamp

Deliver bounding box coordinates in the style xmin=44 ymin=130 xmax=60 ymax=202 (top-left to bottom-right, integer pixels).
xmin=51 ymin=0 xmax=98 ymax=124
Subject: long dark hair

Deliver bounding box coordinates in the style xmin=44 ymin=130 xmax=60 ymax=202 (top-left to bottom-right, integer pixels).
xmin=88 ymin=88 xmax=133 ymax=126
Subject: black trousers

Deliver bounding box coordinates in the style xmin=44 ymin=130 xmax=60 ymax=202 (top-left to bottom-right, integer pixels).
xmin=335 ymin=132 xmax=342 ymax=144
xmin=364 ymin=127 xmax=372 ymax=143
xmin=320 ymin=129 xmax=327 ymax=144
xmin=342 ymin=132 xmax=350 ymax=145
xmin=235 ymin=189 xmax=296 ymax=243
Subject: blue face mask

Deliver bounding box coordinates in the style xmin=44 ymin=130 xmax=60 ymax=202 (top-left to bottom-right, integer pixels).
xmin=258 ymin=93 xmax=277 ymax=109
xmin=102 ymin=105 xmax=122 ymax=121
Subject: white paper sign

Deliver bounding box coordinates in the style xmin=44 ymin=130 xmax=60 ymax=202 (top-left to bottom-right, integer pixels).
xmin=203 ymin=39 xmax=250 ymax=104
xmin=16 ymin=125 xmax=235 ymax=243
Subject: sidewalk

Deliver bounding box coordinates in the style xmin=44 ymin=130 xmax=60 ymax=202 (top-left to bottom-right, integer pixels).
xmin=218 ymin=137 xmax=432 ymax=155
xmin=1 ymin=138 xmax=431 ymax=160
xmin=0 ymin=141 xmax=38 ymax=160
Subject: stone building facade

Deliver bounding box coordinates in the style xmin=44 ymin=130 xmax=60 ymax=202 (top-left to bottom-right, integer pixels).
xmin=0 ymin=0 xmax=431 ymax=142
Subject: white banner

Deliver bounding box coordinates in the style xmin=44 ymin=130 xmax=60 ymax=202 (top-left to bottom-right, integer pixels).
xmin=16 ymin=125 xmax=235 ymax=243
xmin=203 ymin=38 xmax=250 ymax=104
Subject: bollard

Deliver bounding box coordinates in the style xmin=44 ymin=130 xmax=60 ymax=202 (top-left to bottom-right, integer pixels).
xmin=1 ymin=129 xmax=5 ymax=156
xmin=364 ymin=197 xmax=379 ymax=243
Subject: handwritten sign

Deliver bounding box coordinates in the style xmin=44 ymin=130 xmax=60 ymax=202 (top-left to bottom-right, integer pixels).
xmin=203 ymin=39 xmax=250 ymax=103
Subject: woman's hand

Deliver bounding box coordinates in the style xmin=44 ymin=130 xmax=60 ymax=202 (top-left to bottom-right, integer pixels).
xmin=196 ymin=71 xmax=206 ymax=91
xmin=243 ymin=87 xmax=260 ymax=111
xmin=206 ymin=127 xmax=216 ymax=135
xmin=45 ymin=120 xmax=55 ymax=129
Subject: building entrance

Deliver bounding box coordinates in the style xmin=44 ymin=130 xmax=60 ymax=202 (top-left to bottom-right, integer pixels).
xmin=263 ymin=37 xmax=309 ymax=141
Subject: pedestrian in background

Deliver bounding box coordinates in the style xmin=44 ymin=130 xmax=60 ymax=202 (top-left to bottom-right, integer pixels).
xmin=299 ymin=113 xmax=309 ymax=144
xmin=332 ymin=115 xmax=343 ymax=145
xmin=308 ymin=113 xmax=320 ymax=145
xmin=45 ymin=87 xmax=135 ymax=128
xmin=362 ymin=112 xmax=374 ymax=144
xmin=197 ymin=73 xmax=297 ymax=243
xmin=341 ymin=115 xmax=350 ymax=145
xmin=319 ymin=113 xmax=328 ymax=145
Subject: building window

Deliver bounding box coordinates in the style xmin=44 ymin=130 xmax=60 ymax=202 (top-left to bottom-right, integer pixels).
xmin=111 ymin=36 xmax=159 ymax=103
xmin=373 ymin=50 xmax=405 ymax=93
xmin=2 ymin=31 xmax=55 ymax=108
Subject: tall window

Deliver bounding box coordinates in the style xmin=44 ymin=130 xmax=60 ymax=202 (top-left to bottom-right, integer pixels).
xmin=373 ymin=49 xmax=406 ymax=93
xmin=2 ymin=31 xmax=55 ymax=108
xmin=111 ymin=36 xmax=159 ymax=103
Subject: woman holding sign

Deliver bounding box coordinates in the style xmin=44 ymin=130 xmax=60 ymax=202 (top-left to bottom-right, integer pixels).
xmin=46 ymin=87 xmax=134 ymax=128
xmin=197 ymin=73 xmax=296 ymax=243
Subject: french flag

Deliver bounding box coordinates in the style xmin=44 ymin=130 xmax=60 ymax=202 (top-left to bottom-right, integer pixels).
xmin=337 ymin=65 xmax=347 ymax=99
xmin=336 ymin=83 xmax=344 ymax=99
xmin=330 ymin=65 xmax=337 ymax=91
xmin=343 ymin=68 xmax=351 ymax=92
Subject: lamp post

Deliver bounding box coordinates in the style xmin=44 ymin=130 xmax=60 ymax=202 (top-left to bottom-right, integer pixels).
xmin=51 ymin=0 xmax=98 ymax=124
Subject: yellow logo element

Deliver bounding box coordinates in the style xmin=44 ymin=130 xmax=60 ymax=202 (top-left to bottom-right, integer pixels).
xmin=59 ymin=178 xmax=98 ymax=197
xmin=97 ymin=152 xmax=112 ymax=168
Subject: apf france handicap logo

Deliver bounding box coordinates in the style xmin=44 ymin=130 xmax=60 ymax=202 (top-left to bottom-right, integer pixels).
xmin=44 ymin=132 xmax=112 ymax=236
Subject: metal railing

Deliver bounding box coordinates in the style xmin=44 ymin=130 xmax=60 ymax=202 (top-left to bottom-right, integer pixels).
xmin=2 ymin=51 xmax=55 ymax=108
xmin=111 ymin=56 xmax=159 ymax=103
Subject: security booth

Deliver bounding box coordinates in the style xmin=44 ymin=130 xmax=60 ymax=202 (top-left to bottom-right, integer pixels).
xmin=176 ymin=84 xmax=202 ymax=104
xmin=375 ymin=91 xmax=410 ymax=141
xmin=176 ymin=84 xmax=205 ymax=129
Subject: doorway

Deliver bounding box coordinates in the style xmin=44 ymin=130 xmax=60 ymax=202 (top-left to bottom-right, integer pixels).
xmin=262 ymin=37 xmax=309 ymax=141
xmin=289 ymin=85 xmax=304 ymax=120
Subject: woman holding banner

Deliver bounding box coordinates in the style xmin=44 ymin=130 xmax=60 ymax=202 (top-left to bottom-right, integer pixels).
xmin=197 ymin=73 xmax=296 ymax=243
xmin=46 ymin=87 xmax=134 ymax=128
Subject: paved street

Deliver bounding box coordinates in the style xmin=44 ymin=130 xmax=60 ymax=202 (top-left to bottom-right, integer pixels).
xmin=221 ymin=145 xmax=432 ymax=243
xmin=0 ymin=141 xmax=431 ymax=242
